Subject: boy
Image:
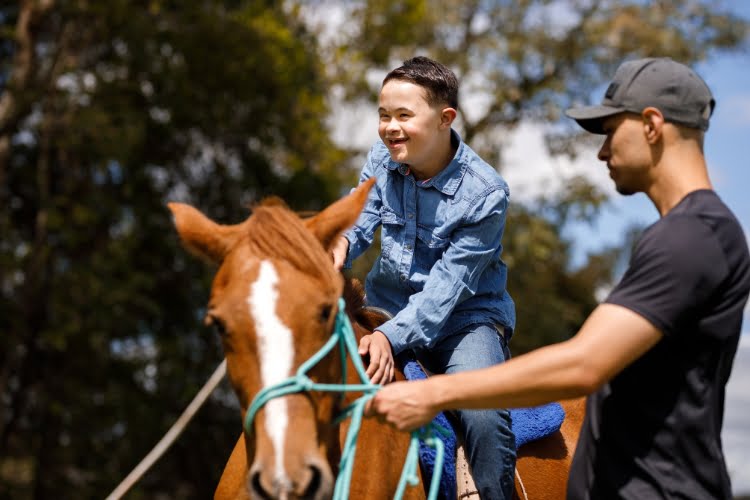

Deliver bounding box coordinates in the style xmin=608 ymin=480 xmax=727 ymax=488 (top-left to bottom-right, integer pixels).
xmin=332 ymin=56 xmax=516 ymax=500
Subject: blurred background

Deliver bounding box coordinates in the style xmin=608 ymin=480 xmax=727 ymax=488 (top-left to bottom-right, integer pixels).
xmin=1 ymin=1 xmax=748 ymax=498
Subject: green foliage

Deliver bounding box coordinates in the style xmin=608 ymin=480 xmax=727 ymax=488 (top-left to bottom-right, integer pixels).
xmin=315 ymin=0 xmax=748 ymax=351
xmin=503 ymin=183 xmax=620 ymax=353
xmin=0 ymin=1 xmax=344 ymax=498
xmin=320 ymin=0 xmax=748 ymax=148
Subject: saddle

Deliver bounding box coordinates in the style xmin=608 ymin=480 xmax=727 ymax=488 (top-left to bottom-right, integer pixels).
xmin=402 ymin=358 xmax=566 ymax=500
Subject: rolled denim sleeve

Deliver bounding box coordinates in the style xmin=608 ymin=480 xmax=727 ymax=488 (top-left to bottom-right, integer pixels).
xmin=378 ymin=188 xmax=508 ymax=353
xmin=342 ymin=149 xmax=383 ymax=269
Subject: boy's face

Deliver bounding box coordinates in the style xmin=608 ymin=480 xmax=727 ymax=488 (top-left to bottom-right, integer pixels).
xmin=378 ymin=80 xmax=452 ymax=174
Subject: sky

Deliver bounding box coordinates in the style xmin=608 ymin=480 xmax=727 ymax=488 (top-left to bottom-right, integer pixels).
xmin=329 ymin=5 xmax=750 ymax=494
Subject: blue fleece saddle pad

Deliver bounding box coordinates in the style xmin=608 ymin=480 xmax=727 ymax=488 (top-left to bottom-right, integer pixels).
xmin=402 ymin=359 xmax=565 ymax=500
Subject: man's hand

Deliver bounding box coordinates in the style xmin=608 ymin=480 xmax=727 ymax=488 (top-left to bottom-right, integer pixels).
xmin=365 ymin=379 xmax=439 ymax=431
xmin=358 ymin=330 xmax=395 ymax=385
xmin=331 ymin=235 xmax=349 ymax=271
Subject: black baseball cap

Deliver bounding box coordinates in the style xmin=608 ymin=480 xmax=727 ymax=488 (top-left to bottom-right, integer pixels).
xmin=565 ymin=57 xmax=715 ymax=134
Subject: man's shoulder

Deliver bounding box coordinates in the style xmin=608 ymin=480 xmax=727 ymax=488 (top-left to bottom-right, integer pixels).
xmin=638 ymin=213 xmax=713 ymax=261
xmin=635 ymin=204 xmax=748 ymax=283
xmin=650 ymin=191 xmax=746 ymax=252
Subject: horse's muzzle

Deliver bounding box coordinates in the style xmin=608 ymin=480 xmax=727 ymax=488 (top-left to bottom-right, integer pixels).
xmin=248 ymin=455 xmax=332 ymax=500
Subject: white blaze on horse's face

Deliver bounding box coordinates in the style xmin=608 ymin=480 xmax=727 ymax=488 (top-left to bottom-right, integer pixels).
xmin=247 ymin=259 xmax=293 ymax=485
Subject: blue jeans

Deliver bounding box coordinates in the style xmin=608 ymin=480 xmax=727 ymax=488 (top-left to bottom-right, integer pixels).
xmin=415 ymin=323 xmax=516 ymax=500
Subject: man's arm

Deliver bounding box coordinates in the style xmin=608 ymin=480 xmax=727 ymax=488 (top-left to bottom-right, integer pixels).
xmin=367 ymin=303 xmax=663 ymax=431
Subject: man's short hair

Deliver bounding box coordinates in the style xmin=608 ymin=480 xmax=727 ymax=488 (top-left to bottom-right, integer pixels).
xmin=383 ymin=56 xmax=459 ymax=109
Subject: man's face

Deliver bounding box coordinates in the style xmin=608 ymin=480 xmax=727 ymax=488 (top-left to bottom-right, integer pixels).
xmin=377 ymin=80 xmax=447 ymax=174
xmin=598 ymin=113 xmax=652 ymax=195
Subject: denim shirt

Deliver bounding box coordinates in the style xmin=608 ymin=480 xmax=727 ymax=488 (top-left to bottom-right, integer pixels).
xmin=343 ymin=130 xmax=516 ymax=354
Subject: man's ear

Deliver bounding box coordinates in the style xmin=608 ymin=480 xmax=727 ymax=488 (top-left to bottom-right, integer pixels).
xmin=642 ymin=107 xmax=664 ymax=144
xmin=440 ymin=107 xmax=457 ymax=128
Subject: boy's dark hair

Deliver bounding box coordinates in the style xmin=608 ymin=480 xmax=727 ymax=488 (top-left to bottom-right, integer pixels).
xmin=383 ymin=56 xmax=459 ymax=109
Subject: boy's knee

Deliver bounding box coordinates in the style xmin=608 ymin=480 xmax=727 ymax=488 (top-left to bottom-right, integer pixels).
xmin=460 ymin=408 xmax=512 ymax=434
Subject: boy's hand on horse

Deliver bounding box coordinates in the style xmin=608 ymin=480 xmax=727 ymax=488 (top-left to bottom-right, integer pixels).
xmin=331 ymin=235 xmax=349 ymax=271
xmin=365 ymin=379 xmax=439 ymax=431
xmin=358 ymin=331 xmax=395 ymax=385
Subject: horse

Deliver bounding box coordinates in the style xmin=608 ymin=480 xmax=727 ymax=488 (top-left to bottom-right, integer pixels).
xmin=452 ymin=396 xmax=585 ymax=500
xmin=169 ymin=178 xmax=425 ymax=499
xmin=169 ymin=178 xmax=584 ymax=500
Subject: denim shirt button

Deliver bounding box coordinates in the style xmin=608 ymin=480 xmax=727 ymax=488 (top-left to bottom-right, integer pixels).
xmin=400 ymin=274 xmax=406 ymax=281
xmin=407 ymin=213 xmax=414 ymax=219
xmin=405 ymin=244 xmax=412 ymax=251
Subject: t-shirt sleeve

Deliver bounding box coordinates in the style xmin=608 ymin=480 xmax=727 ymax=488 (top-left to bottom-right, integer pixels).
xmin=605 ymin=215 xmax=728 ymax=338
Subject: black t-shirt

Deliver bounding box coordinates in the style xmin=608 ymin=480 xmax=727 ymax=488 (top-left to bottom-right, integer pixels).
xmin=567 ymin=190 xmax=750 ymax=500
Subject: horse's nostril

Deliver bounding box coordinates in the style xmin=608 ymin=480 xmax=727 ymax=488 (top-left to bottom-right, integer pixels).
xmin=301 ymin=464 xmax=323 ymax=499
xmin=249 ymin=470 xmax=273 ymax=500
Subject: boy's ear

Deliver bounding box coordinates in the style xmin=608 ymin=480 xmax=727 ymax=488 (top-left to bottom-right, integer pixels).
xmin=440 ymin=107 xmax=457 ymax=128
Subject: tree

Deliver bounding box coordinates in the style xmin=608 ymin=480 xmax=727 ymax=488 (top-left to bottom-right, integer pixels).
xmin=1 ymin=0 xmax=747 ymax=498
xmin=0 ymin=1 xmax=345 ymax=498
xmin=306 ymin=0 xmax=748 ymax=349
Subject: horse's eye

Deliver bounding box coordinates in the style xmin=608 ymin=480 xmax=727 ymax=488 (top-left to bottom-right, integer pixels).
xmin=319 ymin=304 xmax=333 ymax=324
xmin=213 ymin=321 xmax=227 ymax=337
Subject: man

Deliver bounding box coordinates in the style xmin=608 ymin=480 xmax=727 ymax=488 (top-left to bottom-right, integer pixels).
xmin=367 ymin=57 xmax=750 ymax=499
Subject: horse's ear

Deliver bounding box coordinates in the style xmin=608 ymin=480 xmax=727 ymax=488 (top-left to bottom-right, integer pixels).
xmin=168 ymin=202 xmax=242 ymax=264
xmin=305 ymin=177 xmax=375 ymax=251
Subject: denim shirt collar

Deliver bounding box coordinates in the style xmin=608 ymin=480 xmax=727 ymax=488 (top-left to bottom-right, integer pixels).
xmin=385 ymin=129 xmax=467 ymax=195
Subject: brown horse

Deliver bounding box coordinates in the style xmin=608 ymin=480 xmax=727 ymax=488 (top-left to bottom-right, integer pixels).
xmin=169 ymin=178 xmax=584 ymax=500
xmin=507 ymin=397 xmax=584 ymax=500
xmin=169 ymin=178 xmax=424 ymax=500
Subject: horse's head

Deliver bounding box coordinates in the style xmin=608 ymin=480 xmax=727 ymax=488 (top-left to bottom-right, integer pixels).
xmin=169 ymin=179 xmax=374 ymax=499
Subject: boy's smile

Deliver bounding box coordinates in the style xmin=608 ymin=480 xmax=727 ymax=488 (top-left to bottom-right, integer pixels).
xmin=377 ymin=80 xmax=455 ymax=179
xmin=387 ymin=137 xmax=408 ymax=148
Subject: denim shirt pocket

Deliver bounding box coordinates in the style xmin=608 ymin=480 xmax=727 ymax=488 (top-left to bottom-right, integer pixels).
xmin=380 ymin=206 xmax=405 ymax=257
xmin=415 ymin=226 xmax=450 ymax=273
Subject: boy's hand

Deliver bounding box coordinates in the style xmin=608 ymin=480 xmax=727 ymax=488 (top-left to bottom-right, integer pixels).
xmin=331 ymin=235 xmax=349 ymax=271
xmin=359 ymin=331 xmax=395 ymax=385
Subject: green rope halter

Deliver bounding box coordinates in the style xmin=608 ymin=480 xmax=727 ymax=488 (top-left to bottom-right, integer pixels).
xmin=243 ymin=297 xmax=446 ymax=500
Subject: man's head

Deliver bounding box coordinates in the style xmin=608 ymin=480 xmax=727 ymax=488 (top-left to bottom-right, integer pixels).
xmin=566 ymin=57 xmax=715 ymax=134
xmin=378 ymin=57 xmax=459 ymax=175
xmin=566 ymin=58 xmax=714 ymax=196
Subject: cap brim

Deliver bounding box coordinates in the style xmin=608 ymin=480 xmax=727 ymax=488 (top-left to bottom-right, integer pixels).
xmin=565 ymin=105 xmax=625 ymax=134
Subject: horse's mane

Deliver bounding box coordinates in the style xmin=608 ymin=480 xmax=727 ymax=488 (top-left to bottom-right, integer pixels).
xmin=343 ymin=278 xmax=392 ymax=333
xmin=343 ymin=278 xmax=366 ymax=313
xmin=241 ymin=198 xmax=339 ymax=287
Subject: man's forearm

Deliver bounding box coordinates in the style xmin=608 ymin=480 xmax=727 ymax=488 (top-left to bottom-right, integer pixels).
xmin=427 ymin=339 xmax=596 ymax=411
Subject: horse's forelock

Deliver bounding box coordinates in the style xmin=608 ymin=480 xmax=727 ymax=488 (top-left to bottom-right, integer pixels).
xmin=242 ymin=203 xmax=339 ymax=287
xmin=256 ymin=196 xmax=288 ymax=209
